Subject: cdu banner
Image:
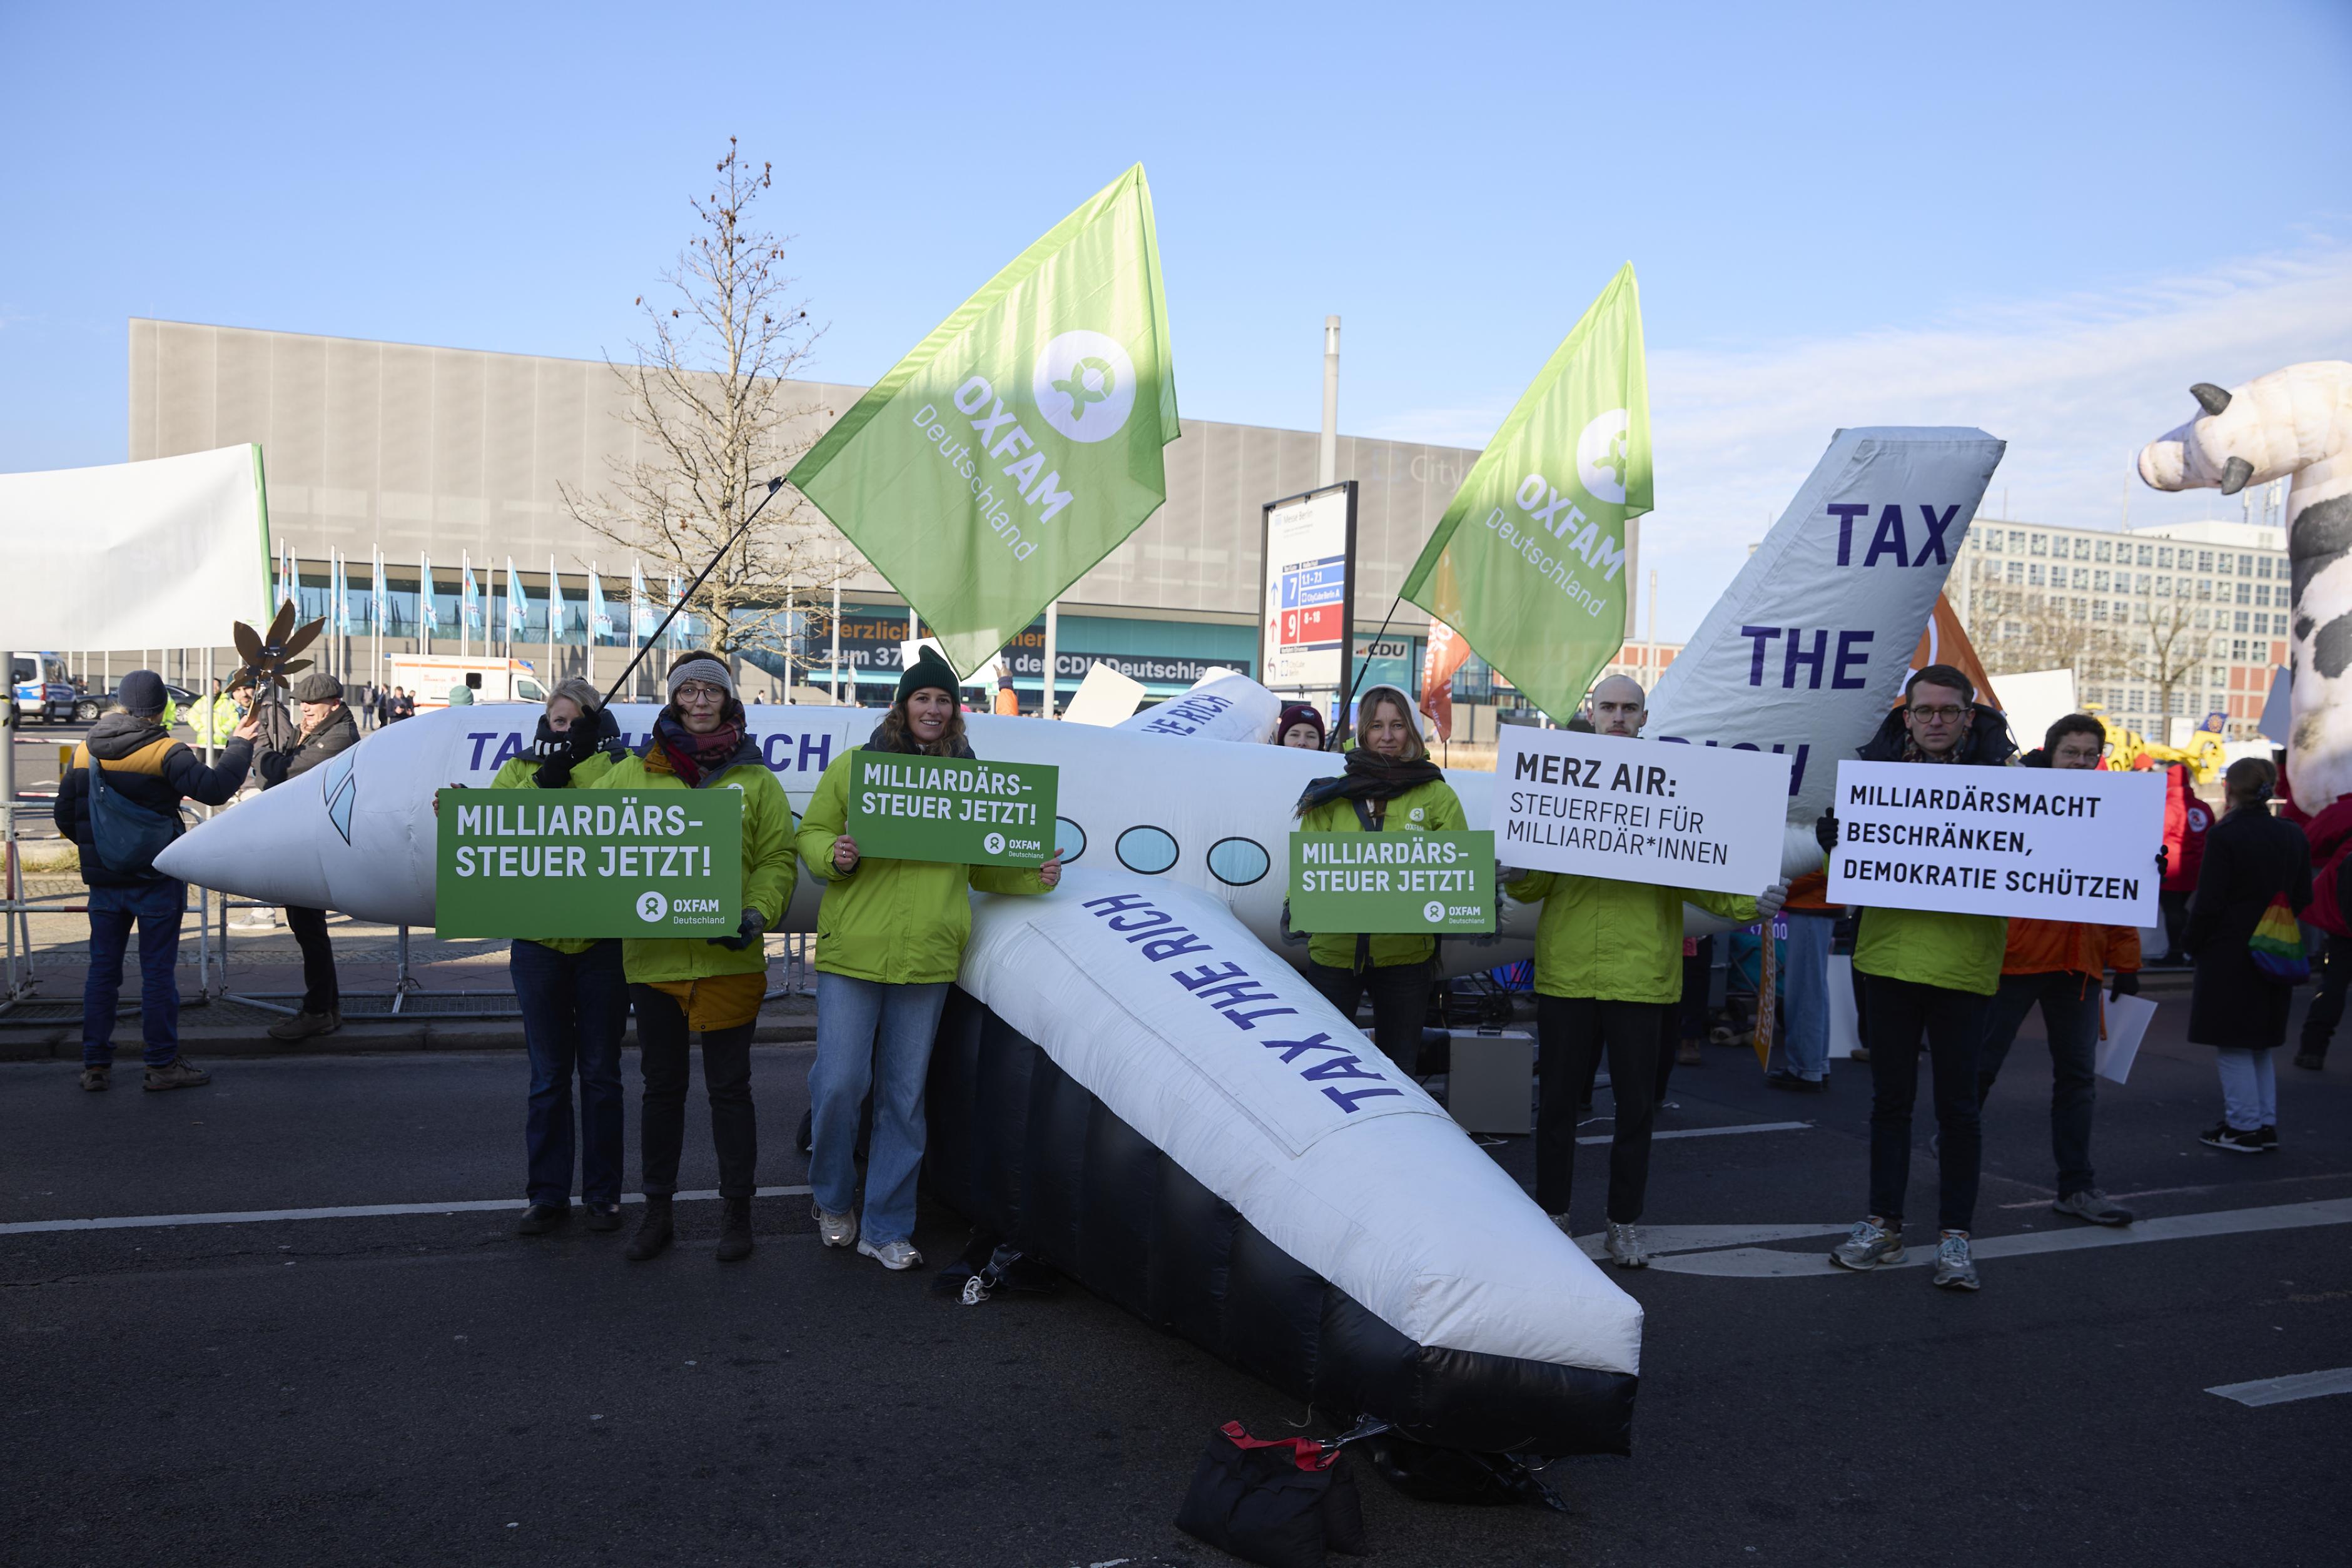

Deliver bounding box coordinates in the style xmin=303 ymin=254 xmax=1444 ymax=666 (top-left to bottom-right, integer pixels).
xmin=1401 ymin=264 xmax=1651 ymax=726
xmin=788 ymin=164 xmax=1179 ymax=679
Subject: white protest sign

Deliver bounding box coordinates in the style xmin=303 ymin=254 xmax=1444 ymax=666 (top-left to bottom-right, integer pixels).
xmin=1826 ymin=761 xmax=2164 ymax=924
xmin=1493 ymin=726 xmax=1792 ymax=896
xmin=2097 ymin=992 xmax=2156 ymax=1085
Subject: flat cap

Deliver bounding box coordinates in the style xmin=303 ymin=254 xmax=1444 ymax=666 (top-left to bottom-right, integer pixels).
xmin=291 ymin=672 xmax=343 ymax=703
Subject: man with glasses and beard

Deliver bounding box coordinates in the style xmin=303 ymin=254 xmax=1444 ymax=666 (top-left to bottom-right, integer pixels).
xmin=1815 ymin=664 xmax=2016 ymax=1292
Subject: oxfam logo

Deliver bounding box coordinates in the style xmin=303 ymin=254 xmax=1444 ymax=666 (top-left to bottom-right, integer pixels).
xmin=1033 ymin=330 xmax=1138 ymax=443
xmin=636 ymin=890 xmax=668 ymax=923
xmin=1576 ymin=408 xmax=1632 ymax=505
xmin=1422 ymin=899 xmax=1446 ymax=924
xmin=983 ymin=831 xmax=1006 ymax=856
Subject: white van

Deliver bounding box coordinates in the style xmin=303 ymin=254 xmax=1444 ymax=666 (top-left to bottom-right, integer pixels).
xmin=385 ymin=654 xmax=550 ymax=709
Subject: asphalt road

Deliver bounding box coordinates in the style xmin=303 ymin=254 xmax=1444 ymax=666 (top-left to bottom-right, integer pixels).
xmin=5 ymin=991 xmax=2350 ymax=1566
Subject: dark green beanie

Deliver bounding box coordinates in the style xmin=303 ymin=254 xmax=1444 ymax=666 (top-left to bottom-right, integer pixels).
xmin=895 ymin=648 xmax=961 ymax=708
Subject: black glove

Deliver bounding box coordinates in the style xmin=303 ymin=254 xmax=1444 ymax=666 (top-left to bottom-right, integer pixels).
xmin=2154 ymin=845 xmax=2169 ymax=877
xmin=1815 ymin=810 xmax=1840 ymax=852
xmin=708 ymin=908 xmax=766 ymax=950
xmin=2109 ymin=970 xmax=2139 ymax=999
xmin=530 ymin=714 xmax=599 ymax=789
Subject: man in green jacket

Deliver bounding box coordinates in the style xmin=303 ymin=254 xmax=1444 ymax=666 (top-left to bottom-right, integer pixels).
xmin=1506 ymin=675 xmax=1788 ymax=1268
xmin=1818 ymin=664 xmax=2010 ymax=1291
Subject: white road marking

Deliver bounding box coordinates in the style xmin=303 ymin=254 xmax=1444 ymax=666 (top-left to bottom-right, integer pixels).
xmin=0 ymin=1185 xmax=815 ymax=1237
xmin=1642 ymin=1198 xmax=2352 ymax=1278
xmin=1577 ymin=1120 xmax=1810 ymax=1146
xmin=2207 ymin=1367 xmax=2352 ymax=1407
xmin=1574 ymin=1222 xmax=1852 ymax=1260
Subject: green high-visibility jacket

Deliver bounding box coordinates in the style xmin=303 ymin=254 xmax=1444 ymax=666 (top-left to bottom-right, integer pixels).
xmin=594 ymin=744 xmax=797 ymax=984
xmin=1853 ymin=906 xmax=2007 ymax=996
xmin=186 ymin=694 xmax=240 ymax=747
xmin=487 ymin=751 xmax=621 ymax=954
xmin=1297 ymin=776 xmax=1467 ymax=970
xmin=794 ymin=747 xmax=1052 ymax=986
xmin=1505 ymin=871 xmax=1758 ymax=1004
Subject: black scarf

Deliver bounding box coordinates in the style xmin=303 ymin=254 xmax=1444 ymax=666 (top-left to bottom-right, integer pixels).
xmin=866 ymin=717 xmax=976 ymax=760
xmin=1294 ymin=747 xmax=1446 ymax=818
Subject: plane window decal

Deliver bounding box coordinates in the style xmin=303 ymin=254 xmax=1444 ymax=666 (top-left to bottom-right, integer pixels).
xmin=1205 ymin=836 xmax=1269 ymax=887
xmin=1055 ymin=817 xmax=1087 ymax=862
xmin=1115 ymin=825 xmax=1179 ymax=875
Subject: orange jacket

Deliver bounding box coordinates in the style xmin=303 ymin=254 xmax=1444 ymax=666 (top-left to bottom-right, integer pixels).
xmin=2000 ymin=917 xmax=2141 ymax=979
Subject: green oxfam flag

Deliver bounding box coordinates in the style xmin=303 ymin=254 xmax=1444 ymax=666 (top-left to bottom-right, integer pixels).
xmin=789 ymin=165 xmax=1179 ymax=678
xmin=1400 ymin=263 xmax=1650 ymax=725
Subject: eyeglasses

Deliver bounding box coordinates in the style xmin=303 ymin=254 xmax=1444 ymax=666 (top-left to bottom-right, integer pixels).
xmin=675 ymin=682 xmax=727 ymax=703
xmin=1907 ymin=704 xmax=1967 ymax=722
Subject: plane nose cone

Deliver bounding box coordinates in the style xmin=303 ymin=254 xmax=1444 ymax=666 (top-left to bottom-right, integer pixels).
xmin=155 ymin=729 xmax=437 ymax=926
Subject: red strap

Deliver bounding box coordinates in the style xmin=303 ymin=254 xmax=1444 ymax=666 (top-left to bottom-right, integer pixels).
xmin=1217 ymin=1421 xmax=1337 ymax=1471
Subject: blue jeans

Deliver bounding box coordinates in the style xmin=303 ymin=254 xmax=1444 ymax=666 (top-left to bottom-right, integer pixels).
xmin=809 ymin=973 xmax=950 ymax=1245
xmin=83 ymin=879 xmax=185 ymax=1069
xmin=1773 ymin=914 xmax=1833 ymax=1081
xmin=510 ymin=939 xmax=628 ymax=1208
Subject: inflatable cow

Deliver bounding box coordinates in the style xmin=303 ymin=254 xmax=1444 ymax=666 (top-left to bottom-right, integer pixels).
xmin=2139 ymin=362 xmax=2352 ymax=808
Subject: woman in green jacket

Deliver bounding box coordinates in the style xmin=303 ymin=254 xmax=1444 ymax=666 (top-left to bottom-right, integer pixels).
xmin=595 ymin=654 xmax=798 ymax=1265
xmin=795 ymin=650 xmax=1060 ymax=1272
xmin=1295 ymin=684 xmax=1464 ymax=1076
xmin=487 ymin=679 xmax=631 ymax=1237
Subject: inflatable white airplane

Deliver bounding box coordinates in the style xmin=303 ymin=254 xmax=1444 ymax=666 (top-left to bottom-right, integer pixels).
xmin=155 ymin=425 xmax=2001 ymax=1462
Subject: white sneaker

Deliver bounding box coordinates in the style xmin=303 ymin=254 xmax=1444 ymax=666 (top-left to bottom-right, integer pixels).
xmin=812 ymin=1203 xmax=856 ymax=1249
xmin=1604 ymin=1221 xmax=1649 ymax=1268
xmin=857 ymin=1237 xmax=921 ymax=1272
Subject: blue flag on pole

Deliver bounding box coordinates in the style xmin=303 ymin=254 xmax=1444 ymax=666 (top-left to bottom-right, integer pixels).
xmin=420 ymin=553 xmax=438 ymax=629
xmin=589 ymin=570 xmax=612 ymax=642
xmin=505 ymin=559 xmax=526 ymax=642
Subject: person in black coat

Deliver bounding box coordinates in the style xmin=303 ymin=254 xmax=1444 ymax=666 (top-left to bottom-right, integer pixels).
xmin=258 ymin=673 xmax=362 ymax=1042
xmin=53 ymin=670 xmax=256 ymax=1091
xmin=2183 ymin=758 xmax=2312 ymax=1153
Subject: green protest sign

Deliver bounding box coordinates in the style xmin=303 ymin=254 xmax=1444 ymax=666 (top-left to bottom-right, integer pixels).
xmin=434 ymin=789 xmax=743 ymax=938
xmin=1289 ymin=831 xmax=1496 ymax=934
xmin=846 ymin=753 xmax=1058 ymax=867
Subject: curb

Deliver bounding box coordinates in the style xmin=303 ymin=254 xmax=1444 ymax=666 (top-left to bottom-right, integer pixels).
xmin=0 ymin=1016 xmax=816 ymax=1062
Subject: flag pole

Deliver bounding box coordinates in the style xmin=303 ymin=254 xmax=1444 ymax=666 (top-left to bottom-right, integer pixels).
xmin=600 ymin=477 xmax=787 ymax=711
xmin=1332 ymin=592 xmax=1404 ymax=751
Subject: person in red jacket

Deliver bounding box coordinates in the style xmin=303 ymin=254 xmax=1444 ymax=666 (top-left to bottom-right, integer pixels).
xmin=2282 ymin=766 xmax=2352 ymax=1070
xmin=2153 ymin=761 xmax=2211 ymax=966
xmin=1975 ymin=714 xmax=2141 ymax=1225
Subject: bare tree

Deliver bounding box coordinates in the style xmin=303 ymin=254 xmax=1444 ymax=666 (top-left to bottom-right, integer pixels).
xmin=564 ymin=138 xmax=853 ymax=680
xmin=2130 ymin=600 xmax=2206 ymax=721
xmin=1971 ymin=583 xmax=2129 ymax=684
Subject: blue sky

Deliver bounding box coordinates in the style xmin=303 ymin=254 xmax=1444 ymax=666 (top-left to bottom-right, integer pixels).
xmin=4 ymin=1 xmax=2348 ymax=634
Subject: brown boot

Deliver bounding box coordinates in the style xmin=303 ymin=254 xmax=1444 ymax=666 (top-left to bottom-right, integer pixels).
xmin=267 ymin=1010 xmax=342 ymax=1043
xmin=143 ymin=1058 xmax=211 ymax=1091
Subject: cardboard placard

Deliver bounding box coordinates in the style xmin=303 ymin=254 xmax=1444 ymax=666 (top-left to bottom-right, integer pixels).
xmin=435 ymin=788 xmax=743 ymax=938
xmin=1825 ymin=761 xmax=2164 ymax=924
xmin=1493 ymin=725 xmax=1792 ymax=896
xmin=1289 ymin=831 xmax=1496 ymax=933
xmin=847 ymin=753 xmax=1058 ymax=867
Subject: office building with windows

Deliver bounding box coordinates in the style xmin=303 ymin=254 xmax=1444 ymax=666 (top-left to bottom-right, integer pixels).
xmin=126 ymin=318 xmax=1526 ymax=711
xmin=1958 ymin=514 xmax=2289 ymax=738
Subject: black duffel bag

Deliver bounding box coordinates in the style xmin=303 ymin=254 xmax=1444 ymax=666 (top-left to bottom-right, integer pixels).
xmin=1174 ymin=1420 xmax=1376 ymax=1568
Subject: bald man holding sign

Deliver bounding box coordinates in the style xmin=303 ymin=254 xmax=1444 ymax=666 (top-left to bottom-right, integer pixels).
xmin=1505 ymin=674 xmax=1789 ymax=1268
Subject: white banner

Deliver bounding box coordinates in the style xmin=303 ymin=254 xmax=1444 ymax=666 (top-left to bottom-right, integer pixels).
xmin=0 ymin=445 xmax=270 ymax=649
xmin=1826 ymin=761 xmax=2165 ymax=924
xmin=1493 ymin=726 xmax=1792 ymax=896
xmin=1646 ymin=428 xmax=2005 ymax=820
